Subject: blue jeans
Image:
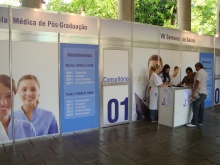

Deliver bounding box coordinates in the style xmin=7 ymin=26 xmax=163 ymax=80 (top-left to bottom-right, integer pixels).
xmin=191 ymin=94 xmax=207 ymax=125
xmin=150 ymin=110 xmax=158 ymax=121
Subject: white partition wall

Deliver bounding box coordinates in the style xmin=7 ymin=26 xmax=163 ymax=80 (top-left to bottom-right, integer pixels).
xmin=99 ymin=19 xmax=131 ymax=127
xmin=102 ymin=49 xmax=129 ymax=126
xmin=132 ymin=24 xmax=159 ymax=121
xmin=214 ymin=56 xmax=220 ymax=105
xmin=181 ymin=51 xmax=199 ymax=80
xmin=0 ymin=5 xmax=218 ymax=143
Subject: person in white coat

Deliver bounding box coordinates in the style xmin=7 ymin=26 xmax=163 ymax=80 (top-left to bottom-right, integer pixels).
xmin=149 ymin=64 xmax=171 ymax=123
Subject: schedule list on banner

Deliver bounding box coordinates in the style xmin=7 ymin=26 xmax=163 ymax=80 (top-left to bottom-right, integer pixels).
xmin=61 ymin=45 xmax=97 ymax=119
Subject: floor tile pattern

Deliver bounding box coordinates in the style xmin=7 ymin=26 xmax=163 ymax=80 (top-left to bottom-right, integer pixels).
xmin=1 ymin=106 xmax=220 ymax=164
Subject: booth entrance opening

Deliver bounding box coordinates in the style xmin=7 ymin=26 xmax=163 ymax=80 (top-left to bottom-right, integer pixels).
xmin=100 ymin=48 xmax=130 ymax=127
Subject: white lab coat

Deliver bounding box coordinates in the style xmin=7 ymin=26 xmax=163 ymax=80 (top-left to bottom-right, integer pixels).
xmin=149 ymin=72 xmax=163 ymax=110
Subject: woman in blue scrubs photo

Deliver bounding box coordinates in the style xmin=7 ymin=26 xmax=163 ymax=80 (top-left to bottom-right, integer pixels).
xmin=0 ymin=74 xmax=36 ymax=142
xmin=14 ymin=74 xmax=59 ymax=136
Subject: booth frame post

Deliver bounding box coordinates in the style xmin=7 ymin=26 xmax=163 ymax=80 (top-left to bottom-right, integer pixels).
xmin=58 ymin=32 xmax=62 ymax=139
xmin=180 ymin=34 xmax=183 ymax=81
xmin=8 ymin=6 xmax=16 ymax=144
xmin=97 ymin=17 xmax=101 ymax=129
xmin=129 ymin=22 xmax=134 ymax=124
xmin=99 ymin=46 xmax=104 ymax=128
xmin=157 ymin=27 xmax=160 ymax=131
xmin=213 ymin=36 xmax=216 ymax=108
xmin=172 ymin=91 xmax=175 ymax=130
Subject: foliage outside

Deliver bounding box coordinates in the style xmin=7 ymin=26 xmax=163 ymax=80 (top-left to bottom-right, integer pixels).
xmin=46 ymin=0 xmax=118 ymax=19
xmin=0 ymin=0 xmax=217 ymax=36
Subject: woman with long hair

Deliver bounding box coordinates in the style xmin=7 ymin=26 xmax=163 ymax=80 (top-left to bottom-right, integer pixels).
xmin=0 ymin=74 xmax=36 ymax=141
xmin=14 ymin=74 xmax=58 ymax=136
xmin=159 ymin=64 xmax=171 ymax=85
xmin=149 ymin=64 xmax=171 ymax=123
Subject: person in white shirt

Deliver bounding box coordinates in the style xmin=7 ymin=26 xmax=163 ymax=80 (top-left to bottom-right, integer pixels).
xmin=149 ymin=64 xmax=171 ymax=123
xmin=171 ymin=66 xmax=179 ymax=86
xmin=186 ymin=62 xmax=208 ymax=127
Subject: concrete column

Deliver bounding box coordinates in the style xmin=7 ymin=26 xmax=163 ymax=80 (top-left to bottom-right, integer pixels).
xmin=177 ymin=0 xmax=191 ymax=31
xmin=22 ymin=0 xmax=42 ymax=8
xmin=118 ymin=0 xmax=135 ymax=21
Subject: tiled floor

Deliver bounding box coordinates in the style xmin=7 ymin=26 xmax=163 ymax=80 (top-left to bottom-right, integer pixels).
xmin=1 ymin=106 xmax=220 ymax=165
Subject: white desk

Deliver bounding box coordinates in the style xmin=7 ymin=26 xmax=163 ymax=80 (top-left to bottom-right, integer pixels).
xmin=158 ymin=87 xmax=193 ymax=128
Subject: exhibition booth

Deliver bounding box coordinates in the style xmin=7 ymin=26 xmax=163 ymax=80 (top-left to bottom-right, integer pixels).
xmin=0 ymin=5 xmax=219 ymax=143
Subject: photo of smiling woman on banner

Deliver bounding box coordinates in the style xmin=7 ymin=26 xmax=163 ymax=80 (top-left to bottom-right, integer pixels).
xmin=14 ymin=74 xmax=58 ymax=136
xmin=132 ymin=48 xmax=163 ymax=121
xmin=0 ymin=74 xmax=36 ymax=142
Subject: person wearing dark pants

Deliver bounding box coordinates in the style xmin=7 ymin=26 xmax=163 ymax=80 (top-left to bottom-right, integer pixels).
xmin=191 ymin=94 xmax=207 ymax=126
xmin=187 ymin=62 xmax=208 ymax=127
xmin=149 ymin=64 xmax=171 ymax=123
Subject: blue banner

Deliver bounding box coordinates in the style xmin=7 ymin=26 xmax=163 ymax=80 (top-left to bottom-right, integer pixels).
xmin=200 ymin=52 xmax=214 ymax=107
xmin=60 ymin=44 xmax=99 ymax=133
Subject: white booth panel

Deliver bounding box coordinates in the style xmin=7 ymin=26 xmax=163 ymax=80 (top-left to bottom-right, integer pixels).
xmin=215 ymin=56 xmax=220 ymax=78
xmin=102 ymin=49 xmax=129 ymax=126
xmin=100 ymin=19 xmax=132 ymax=39
xmin=215 ymin=37 xmax=220 ymax=49
xmin=103 ymin=50 xmax=128 ymax=80
xmin=133 ymin=23 xmax=158 ymax=42
xmin=0 ymin=6 xmax=8 ymax=29
xmin=103 ymin=85 xmax=128 ymax=125
xmin=214 ymin=80 xmax=220 ymax=105
xmin=0 ymin=41 xmax=9 ymax=74
xmin=159 ymin=88 xmax=174 ymax=127
xmin=159 ymin=49 xmax=181 ymax=86
xmin=12 ymin=42 xmax=60 ymax=131
xmin=181 ymin=51 xmax=199 ymax=80
xmin=11 ymin=7 xmax=97 ymax=35
xmin=181 ymin=31 xmax=214 ymax=48
xmin=159 ymin=87 xmax=192 ymax=128
xmin=132 ymin=48 xmax=159 ymax=121
xmin=197 ymin=35 xmax=214 ymax=48
xmin=59 ymin=13 xmax=98 ymax=35
xmin=181 ymin=31 xmax=199 ymax=47
xmin=159 ymin=27 xmax=181 ymax=44
xmin=173 ymin=89 xmax=192 ymax=127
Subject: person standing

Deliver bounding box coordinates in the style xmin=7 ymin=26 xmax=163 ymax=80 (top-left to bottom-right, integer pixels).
xmin=186 ymin=62 xmax=208 ymax=127
xmin=149 ymin=64 xmax=171 ymax=123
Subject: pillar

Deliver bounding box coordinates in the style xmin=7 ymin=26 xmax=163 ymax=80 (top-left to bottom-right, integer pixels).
xmin=22 ymin=0 xmax=42 ymax=8
xmin=118 ymin=0 xmax=135 ymax=21
xmin=177 ymin=0 xmax=191 ymax=31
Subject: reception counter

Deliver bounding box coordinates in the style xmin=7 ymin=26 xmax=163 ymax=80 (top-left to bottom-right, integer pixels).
xmin=158 ymin=86 xmax=193 ymax=128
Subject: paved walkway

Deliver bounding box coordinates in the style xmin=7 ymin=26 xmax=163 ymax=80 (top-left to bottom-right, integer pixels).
xmin=1 ymin=106 xmax=220 ymax=165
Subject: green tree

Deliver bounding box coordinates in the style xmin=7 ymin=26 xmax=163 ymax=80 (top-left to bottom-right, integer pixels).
xmin=191 ymin=0 xmax=216 ymax=36
xmin=1 ymin=0 xmax=216 ymax=36
xmin=135 ymin=0 xmax=216 ymax=36
xmin=47 ymin=0 xmax=118 ymax=19
xmin=135 ymin=0 xmax=177 ymax=26
xmin=0 ymin=0 xmax=20 ymax=6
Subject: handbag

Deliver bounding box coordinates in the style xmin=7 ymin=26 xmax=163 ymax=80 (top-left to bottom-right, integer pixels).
xmin=143 ymin=85 xmax=148 ymax=102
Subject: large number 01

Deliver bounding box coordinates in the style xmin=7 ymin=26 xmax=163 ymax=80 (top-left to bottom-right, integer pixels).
xmin=107 ymin=97 xmax=128 ymax=123
xmin=215 ymin=88 xmax=220 ymax=104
